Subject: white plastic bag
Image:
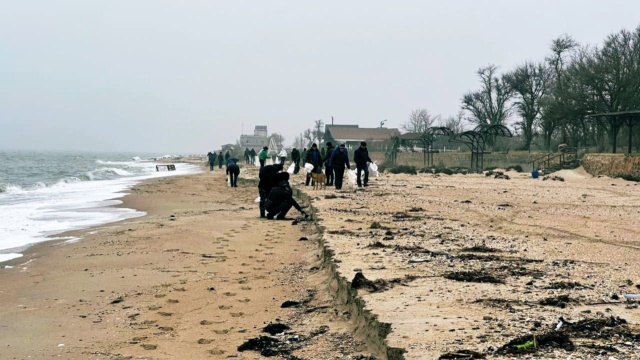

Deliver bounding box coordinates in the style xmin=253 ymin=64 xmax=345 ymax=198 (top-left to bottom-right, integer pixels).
xmin=347 ymin=169 xmax=357 ymax=186
xmin=369 ymin=162 xmax=379 ymax=177
xmin=227 ymin=176 xmax=231 ymax=187
xmin=304 ymin=163 xmax=314 ymax=174
xmin=254 ymin=196 xmax=261 ymax=203
xmin=287 ymin=163 xmax=295 ymax=174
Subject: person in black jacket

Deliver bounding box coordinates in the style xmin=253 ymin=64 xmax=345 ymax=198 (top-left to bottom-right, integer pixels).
xmin=226 ymin=158 xmax=240 ymax=187
xmin=305 ymin=143 xmax=323 ymax=186
xmin=354 ymin=141 xmax=373 ymax=187
xmin=291 ymin=148 xmax=301 ymax=174
xmin=323 ymin=142 xmax=335 ymax=186
xmin=207 ymin=151 xmax=216 ymax=171
xmin=328 ymin=143 xmax=351 ymax=190
xmin=258 ymin=163 xmax=284 ymax=218
xmin=265 ymin=172 xmax=307 ymax=220
xmin=217 ymin=152 xmax=224 ymax=169
xmin=249 ymin=148 xmax=257 ymax=164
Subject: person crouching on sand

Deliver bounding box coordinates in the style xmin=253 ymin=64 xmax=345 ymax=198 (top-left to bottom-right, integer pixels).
xmin=258 ymin=162 xmax=284 ymax=218
xmin=226 ymin=158 xmax=240 ymax=187
xmin=265 ymin=172 xmax=307 ymax=220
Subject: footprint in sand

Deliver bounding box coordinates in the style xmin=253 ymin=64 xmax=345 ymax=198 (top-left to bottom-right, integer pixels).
xmin=158 ymin=312 xmax=173 ymax=317
xmin=238 ymin=298 xmax=251 ymax=303
xmin=131 ymin=336 xmax=148 ymax=343
xmin=197 ymin=338 xmax=213 ymax=344
xmin=240 ymin=286 xmax=252 ymax=291
xmin=167 ymin=299 xmax=179 ymax=304
xmin=148 ymin=305 xmax=162 ymax=310
xmin=154 ymin=294 xmax=166 ymax=298
xmin=141 ymin=344 xmax=157 ymax=350
xmin=200 ymin=320 xmax=213 ymax=325
xmin=230 ymin=312 xmax=244 ymax=318
xmin=158 ymin=326 xmax=174 ymax=331
xmin=213 ymin=329 xmax=230 ymax=334
xmin=142 ymin=320 xmax=157 ymax=325
xmin=223 ymin=292 xmax=236 ymax=297
xmin=209 ymin=349 xmax=225 ymax=355
xmin=218 ymin=305 xmax=232 ymax=310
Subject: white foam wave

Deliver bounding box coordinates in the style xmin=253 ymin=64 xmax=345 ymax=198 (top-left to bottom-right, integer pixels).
xmin=0 ymin=183 xmax=25 ymax=194
xmin=0 ymin=161 xmax=202 ymax=261
xmin=0 ymin=253 xmax=23 ymax=263
xmin=85 ymin=167 xmax=134 ymax=181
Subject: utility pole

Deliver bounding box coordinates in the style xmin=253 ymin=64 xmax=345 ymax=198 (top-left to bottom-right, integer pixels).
xmin=331 ymin=116 xmax=334 ymax=125
xmin=380 ymin=119 xmax=387 ymax=128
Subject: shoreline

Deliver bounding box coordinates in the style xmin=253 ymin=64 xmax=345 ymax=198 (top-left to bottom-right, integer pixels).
xmin=0 ymin=160 xmax=205 ymax=267
xmin=0 ymin=164 xmax=380 ymax=359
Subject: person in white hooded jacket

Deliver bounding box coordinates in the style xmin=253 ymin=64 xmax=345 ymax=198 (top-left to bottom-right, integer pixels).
xmin=278 ymin=148 xmax=287 ymax=165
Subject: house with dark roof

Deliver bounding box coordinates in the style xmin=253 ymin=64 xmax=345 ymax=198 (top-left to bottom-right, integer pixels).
xmin=324 ymin=125 xmax=400 ymax=150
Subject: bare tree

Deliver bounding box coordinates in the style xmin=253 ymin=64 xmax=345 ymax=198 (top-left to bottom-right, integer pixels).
xmin=540 ymin=34 xmax=578 ymax=149
xmin=292 ymin=134 xmax=306 ymax=149
xmin=402 ymin=109 xmax=439 ymax=133
xmin=461 ymin=65 xmax=514 ymax=126
xmin=312 ymin=119 xmax=325 ymax=144
xmin=504 ymin=62 xmax=552 ymax=151
xmin=439 ymin=110 xmax=467 ymax=134
xmin=269 ymin=133 xmax=285 ymax=149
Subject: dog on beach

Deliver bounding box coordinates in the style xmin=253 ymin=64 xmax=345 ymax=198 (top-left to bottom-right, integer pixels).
xmin=311 ymin=173 xmax=326 ymax=190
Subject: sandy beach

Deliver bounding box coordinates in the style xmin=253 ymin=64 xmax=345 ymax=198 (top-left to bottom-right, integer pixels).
xmin=303 ymin=167 xmax=640 ymax=359
xmin=2 ymin=162 xmax=640 ymax=360
xmin=0 ymin=165 xmax=376 ymax=359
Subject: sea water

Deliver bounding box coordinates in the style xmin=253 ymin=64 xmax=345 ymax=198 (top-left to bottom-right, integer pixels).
xmin=0 ymin=150 xmax=202 ymax=263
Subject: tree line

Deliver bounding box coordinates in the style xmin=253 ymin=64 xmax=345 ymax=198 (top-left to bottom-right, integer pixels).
xmin=410 ymin=25 xmax=640 ymax=152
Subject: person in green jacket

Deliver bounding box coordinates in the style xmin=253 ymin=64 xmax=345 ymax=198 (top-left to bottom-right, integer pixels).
xmin=258 ymin=146 xmax=269 ymax=169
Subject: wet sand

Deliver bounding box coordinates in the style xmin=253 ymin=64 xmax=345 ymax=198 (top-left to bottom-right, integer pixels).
xmin=0 ymin=166 xmax=376 ymax=359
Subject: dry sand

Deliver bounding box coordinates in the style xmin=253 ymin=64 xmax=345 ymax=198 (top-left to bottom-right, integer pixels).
xmin=0 ymin=166 xmax=376 ymax=359
xmin=300 ymin=167 xmax=640 ymax=359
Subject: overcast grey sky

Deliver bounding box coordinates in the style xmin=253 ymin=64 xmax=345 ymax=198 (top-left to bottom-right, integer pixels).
xmin=1 ymin=0 xmax=639 ymax=153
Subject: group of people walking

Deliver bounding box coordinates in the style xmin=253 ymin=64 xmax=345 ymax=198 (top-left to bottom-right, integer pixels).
xmin=207 ymin=150 xmax=240 ymax=187
xmin=207 ymin=150 xmax=231 ymax=171
xmin=303 ymin=141 xmax=373 ymax=189
xmin=256 ymin=141 xmax=372 ymax=189
xmin=207 ymin=142 xmax=373 ymax=220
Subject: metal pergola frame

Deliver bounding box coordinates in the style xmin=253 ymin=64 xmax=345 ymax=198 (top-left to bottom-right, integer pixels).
xmin=449 ymin=124 xmax=513 ymax=172
xmin=394 ymin=127 xmax=454 ymax=166
xmin=585 ymin=110 xmax=640 ymax=154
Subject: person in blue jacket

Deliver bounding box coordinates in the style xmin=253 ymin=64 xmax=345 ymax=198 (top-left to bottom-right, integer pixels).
xmin=328 ymin=143 xmax=351 ymax=190
xmin=304 ymin=143 xmax=323 ymax=186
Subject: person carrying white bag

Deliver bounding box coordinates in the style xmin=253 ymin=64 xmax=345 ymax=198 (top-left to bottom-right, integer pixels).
xmin=353 ymin=141 xmax=373 ymax=187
